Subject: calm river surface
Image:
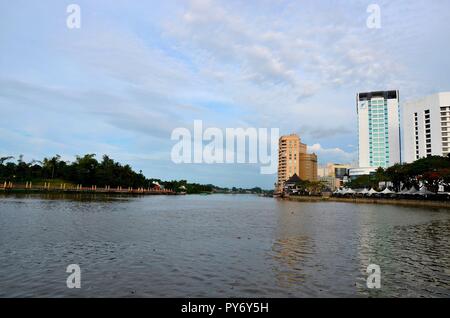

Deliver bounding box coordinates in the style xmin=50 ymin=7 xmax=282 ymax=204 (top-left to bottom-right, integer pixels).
xmin=0 ymin=193 xmax=449 ymax=298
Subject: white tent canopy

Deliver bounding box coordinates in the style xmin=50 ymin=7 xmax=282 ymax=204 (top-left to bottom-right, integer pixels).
xmin=359 ymin=188 xmax=369 ymax=194
xmin=381 ymin=188 xmax=394 ymax=194
xmin=368 ymin=188 xmax=379 ymax=195
xmin=418 ymin=186 xmax=434 ymax=195
xmin=406 ymin=187 xmax=419 ymax=195
xmin=345 ymin=188 xmax=356 ymax=194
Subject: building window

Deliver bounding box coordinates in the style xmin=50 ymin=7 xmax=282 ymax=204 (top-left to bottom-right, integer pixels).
xmin=414 ymin=112 xmax=420 ymax=160
xmin=422 ymin=110 xmax=432 ymax=157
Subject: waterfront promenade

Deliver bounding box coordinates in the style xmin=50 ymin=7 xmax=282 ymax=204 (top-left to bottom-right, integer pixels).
xmin=283 ymin=195 xmax=450 ymax=209
xmin=0 ymin=182 xmax=176 ymax=195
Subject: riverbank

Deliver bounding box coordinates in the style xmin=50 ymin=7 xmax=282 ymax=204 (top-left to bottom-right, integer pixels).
xmin=0 ymin=187 xmax=178 ymax=195
xmin=282 ymin=195 xmax=450 ymax=209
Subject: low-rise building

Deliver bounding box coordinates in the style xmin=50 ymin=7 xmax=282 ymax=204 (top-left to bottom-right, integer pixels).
xmin=319 ymin=176 xmax=338 ymax=191
xmin=348 ymin=167 xmax=377 ymax=180
xmin=327 ymin=163 xmax=351 ymax=179
xmin=317 ymin=166 xmax=327 ymax=178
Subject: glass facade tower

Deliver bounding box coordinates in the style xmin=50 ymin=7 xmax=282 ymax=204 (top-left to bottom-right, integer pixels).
xmin=368 ymin=98 xmax=390 ymax=167
xmin=357 ymin=91 xmax=401 ymax=168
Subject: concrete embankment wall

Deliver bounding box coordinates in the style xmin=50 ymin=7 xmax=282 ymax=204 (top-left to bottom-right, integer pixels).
xmin=282 ymin=196 xmax=450 ymax=209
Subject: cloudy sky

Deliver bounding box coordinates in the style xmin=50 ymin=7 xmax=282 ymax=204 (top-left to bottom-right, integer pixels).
xmin=1 ymin=0 xmax=450 ymax=188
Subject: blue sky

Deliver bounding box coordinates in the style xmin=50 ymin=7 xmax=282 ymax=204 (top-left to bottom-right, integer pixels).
xmin=1 ymin=0 xmax=450 ymax=188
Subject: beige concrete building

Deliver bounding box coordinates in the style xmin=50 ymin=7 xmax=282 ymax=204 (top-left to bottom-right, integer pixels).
xmin=277 ymin=134 xmax=318 ymax=192
xmin=277 ymin=134 xmax=303 ymax=190
xmin=322 ymin=163 xmax=350 ymax=189
xmin=299 ymin=153 xmax=318 ymax=182
xmin=319 ymin=176 xmax=338 ymax=191
xmin=317 ymin=166 xmax=327 ymax=178
xmin=326 ymin=163 xmax=351 ymax=178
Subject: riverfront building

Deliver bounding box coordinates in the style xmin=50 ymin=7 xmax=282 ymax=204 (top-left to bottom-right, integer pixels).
xmin=357 ymin=90 xmax=401 ymax=168
xmin=299 ymin=153 xmax=318 ymax=182
xmin=277 ymin=134 xmax=303 ymax=189
xmin=317 ymin=166 xmax=327 ymax=178
xmin=276 ymin=134 xmax=317 ymax=192
xmin=319 ymin=176 xmax=338 ymax=191
xmin=402 ymin=92 xmax=450 ymax=163
xmin=348 ymin=167 xmax=377 ymax=180
xmin=327 ymin=163 xmax=350 ymax=179
xmin=321 ymin=163 xmax=351 ymax=189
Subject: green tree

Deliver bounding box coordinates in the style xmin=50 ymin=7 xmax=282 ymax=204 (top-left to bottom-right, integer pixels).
xmin=43 ymin=155 xmax=62 ymax=179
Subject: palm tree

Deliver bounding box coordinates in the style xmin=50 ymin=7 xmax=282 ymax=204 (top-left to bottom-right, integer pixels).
xmin=43 ymin=155 xmax=61 ymax=179
xmin=0 ymin=156 xmax=14 ymax=165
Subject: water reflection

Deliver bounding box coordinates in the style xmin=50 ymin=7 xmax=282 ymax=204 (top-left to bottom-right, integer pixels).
xmin=270 ymin=201 xmax=450 ymax=297
xmin=355 ymin=205 xmax=450 ymax=297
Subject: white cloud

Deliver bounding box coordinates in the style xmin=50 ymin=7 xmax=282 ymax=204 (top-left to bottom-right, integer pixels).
xmin=160 ymin=0 xmax=413 ymax=137
xmin=2 ymin=0 xmax=450 ymax=187
xmin=166 ymin=0 xmax=405 ymax=90
xmin=307 ymin=143 xmax=356 ymax=164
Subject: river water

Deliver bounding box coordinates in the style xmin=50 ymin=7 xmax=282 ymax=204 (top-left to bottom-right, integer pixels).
xmin=0 ymin=193 xmax=449 ymax=298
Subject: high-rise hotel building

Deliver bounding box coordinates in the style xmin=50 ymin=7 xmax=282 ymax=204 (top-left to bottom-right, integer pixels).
xmin=402 ymin=92 xmax=450 ymax=162
xmin=299 ymin=153 xmax=318 ymax=181
xmin=277 ymin=134 xmax=303 ymax=189
xmin=357 ymin=90 xmax=401 ymax=168
xmin=276 ymin=134 xmax=317 ymax=192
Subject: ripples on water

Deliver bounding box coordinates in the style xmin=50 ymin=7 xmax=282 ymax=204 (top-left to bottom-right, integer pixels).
xmin=0 ymin=193 xmax=449 ymax=297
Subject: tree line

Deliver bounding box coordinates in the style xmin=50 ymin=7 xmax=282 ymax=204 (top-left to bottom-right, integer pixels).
xmin=346 ymin=155 xmax=450 ymax=193
xmin=288 ymin=180 xmax=327 ymax=195
xmin=0 ymin=154 xmax=213 ymax=194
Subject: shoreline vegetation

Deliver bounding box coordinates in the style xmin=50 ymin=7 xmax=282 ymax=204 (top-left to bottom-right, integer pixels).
xmin=279 ymin=155 xmax=450 ymax=209
xmin=345 ymin=155 xmax=450 ymax=193
xmin=0 ymin=154 xmax=269 ymax=195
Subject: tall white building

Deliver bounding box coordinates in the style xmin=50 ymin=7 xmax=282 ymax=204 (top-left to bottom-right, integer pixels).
xmin=402 ymin=92 xmax=450 ymax=163
xmin=357 ymin=90 xmax=401 ymax=168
